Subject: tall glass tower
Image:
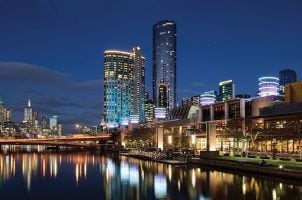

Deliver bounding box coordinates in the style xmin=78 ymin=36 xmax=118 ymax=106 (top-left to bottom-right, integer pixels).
xmin=153 ymin=20 xmax=176 ymax=113
xmin=279 ymin=68 xmax=297 ymax=94
xmin=103 ymin=47 xmax=145 ymax=127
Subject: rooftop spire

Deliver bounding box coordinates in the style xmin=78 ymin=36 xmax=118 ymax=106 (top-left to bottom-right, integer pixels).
xmin=28 ymin=97 xmax=31 ymax=107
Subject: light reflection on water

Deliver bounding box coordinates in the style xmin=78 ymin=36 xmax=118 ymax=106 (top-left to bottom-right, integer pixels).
xmin=0 ymin=148 xmax=301 ymax=200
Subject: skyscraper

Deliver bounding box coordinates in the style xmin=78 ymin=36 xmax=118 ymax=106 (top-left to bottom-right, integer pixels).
xmin=103 ymin=47 xmax=145 ymax=127
xmin=158 ymin=80 xmax=167 ymax=108
xmin=132 ymin=47 xmax=145 ymax=122
xmin=219 ymin=80 xmax=235 ymax=101
xmin=279 ymin=68 xmax=297 ymax=94
xmin=153 ymin=20 xmax=177 ymax=113
xmin=24 ymin=98 xmax=33 ymax=122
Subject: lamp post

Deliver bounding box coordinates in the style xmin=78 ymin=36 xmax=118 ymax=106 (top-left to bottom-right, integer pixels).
xmin=75 ymin=123 xmax=81 ymax=134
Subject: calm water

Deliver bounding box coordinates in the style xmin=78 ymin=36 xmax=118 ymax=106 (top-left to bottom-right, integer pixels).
xmin=0 ymin=147 xmax=301 ymax=200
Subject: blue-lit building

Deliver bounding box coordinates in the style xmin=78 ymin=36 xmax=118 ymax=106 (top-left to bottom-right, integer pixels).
xmin=153 ymin=20 xmax=177 ymax=113
xmin=279 ymin=68 xmax=297 ymax=94
xmin=103 ymin=48 xmax=145 ymax=127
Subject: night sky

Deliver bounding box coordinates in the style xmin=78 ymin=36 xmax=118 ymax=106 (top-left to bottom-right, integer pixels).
xmin=0 ymin=0 xmax=302 ymax=132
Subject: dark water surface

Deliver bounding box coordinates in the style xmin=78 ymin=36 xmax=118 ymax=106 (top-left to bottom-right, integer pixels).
xmin=0 ymin=148 xmax=301 ymax=200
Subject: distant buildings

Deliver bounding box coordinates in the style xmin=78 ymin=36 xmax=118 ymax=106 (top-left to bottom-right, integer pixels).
xmin=103 ymin=47 xmax=145 ymax=127
xmin=144 ymin=99 xmax=154 ymax=123
xmin=279 ymin=68 xmax=297 ymax=94
xmin=24 ymin=98 xmax=33 ymax=123
xmin=218 ymin=80 xmax=235 ymax=101
xmin=153 ymin=20 xmax=177 ymax=113
xmin=0 ymin=97 xmax=11 ymax=123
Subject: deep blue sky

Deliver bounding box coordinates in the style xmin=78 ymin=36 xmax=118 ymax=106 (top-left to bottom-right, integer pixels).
xmin=0 ymin=0 xmax=302 ymax=131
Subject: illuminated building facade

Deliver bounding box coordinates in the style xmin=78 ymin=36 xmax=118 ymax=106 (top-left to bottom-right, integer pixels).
xmin=144 ymin=99 xmax=154 ymax=123
xmin=200 ymin=91 xmax=216 ymax=106
xmin=153 ymin=20 xmax=177 ymax=113
xmin=132 ymin=47 xmax=145 ymax=122
xmin=103 ymin=47 xmax=145 ymax=127
xmin=0 ymin=97 xmax=11 ymax=123
xmin=158 ymin=80 xmax=167 ymax=108
xmin=258 ymin=76 xmax=279 ymax=97
xmin=279 ymin=68 xmax=297 ymax=94
xmin=218 ymin=80 xmax=235 ymax=101
xmin=24 ymin=98 xmax=33 ymax=123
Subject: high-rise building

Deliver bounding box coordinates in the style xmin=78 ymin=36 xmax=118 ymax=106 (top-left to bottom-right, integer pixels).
xmin=219 ymin=80 xmax=235 ymax=101
xmin=24 ymin=98 xmax=33 ymax=123
xmin=103 ymin=47 xmax=145 ymax=127
xmin=49 ymin=116 xmax=58 ymax=130
xmin=0 ymin=97 xmax=9 ymax=123
xmin=132 ymin=46 xmax=145 ymax=122
xmin=153 ymin=20 xmax=177 ymax=113
xmin=279 ymin=68 xmax=297 ymax=94
xmin=144 ymin=99 xmax=154 ymax=123
xmin=158 ymin=80 xmax=168 ymax=108
xmin=41 ymin=115 xmax=48 ymax=129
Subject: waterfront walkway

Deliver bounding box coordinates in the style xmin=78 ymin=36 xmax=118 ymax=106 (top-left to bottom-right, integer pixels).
xmin=119 ymin=150 xmax=187 ymax=165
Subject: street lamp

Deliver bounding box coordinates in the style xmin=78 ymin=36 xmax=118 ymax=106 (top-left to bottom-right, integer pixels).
xmin=75 ymin=123 xmax=81 ymax=134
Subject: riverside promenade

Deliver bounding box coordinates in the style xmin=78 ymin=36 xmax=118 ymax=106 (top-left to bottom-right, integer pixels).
xmin=119 ymin=150 xmax=187 ymax=165
xmin=119 ymin=149 xmax=302 ymax=181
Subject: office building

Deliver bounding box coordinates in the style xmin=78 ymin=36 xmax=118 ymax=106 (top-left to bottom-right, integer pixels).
xmin=158 ymin=80 xmax=168 ymax=108
xmin=132 ymin=46 xmax=145 ymax=123
xmin=279 ymin=68 xmax=297 ymax=94
xmin=219 ymin=80 xmax=235 ymax=101
xmin=24 ymin=98 xmax=33 ymax=123
xmin=0 ymin=97 xmax=10 ymax=123
xmin=49 ymin=116 xmax=58 ymax=130
xmin=153 ymin=20 xmax=177 ymax=113
xmin=144 ymin=99 xmax=154 ymax=123
xmin=103 ymin=47 xmax=145 ymax=127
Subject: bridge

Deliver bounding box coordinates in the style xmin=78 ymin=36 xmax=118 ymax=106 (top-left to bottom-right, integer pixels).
xmin=0 ymin=134 xmax=111 ymax=149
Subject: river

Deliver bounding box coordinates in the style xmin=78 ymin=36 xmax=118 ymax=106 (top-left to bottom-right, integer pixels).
xmin=0 ymin=146 xmax=301 ymax=200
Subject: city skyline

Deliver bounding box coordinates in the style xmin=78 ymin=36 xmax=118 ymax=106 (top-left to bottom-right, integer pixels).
xmin=0 ymin=0 xmax=302 ymax=130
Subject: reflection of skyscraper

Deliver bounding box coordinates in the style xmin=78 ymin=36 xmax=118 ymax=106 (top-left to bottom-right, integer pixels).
xmin=153 ymin=20 xmax=176 ymax=113
xmin=279 ymin=68 xmax=297 ymax=94
xmin=219 ymin=80 xmax=235 ymax=101
xmin=103 ymin=47 xmax=145 ymax=127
